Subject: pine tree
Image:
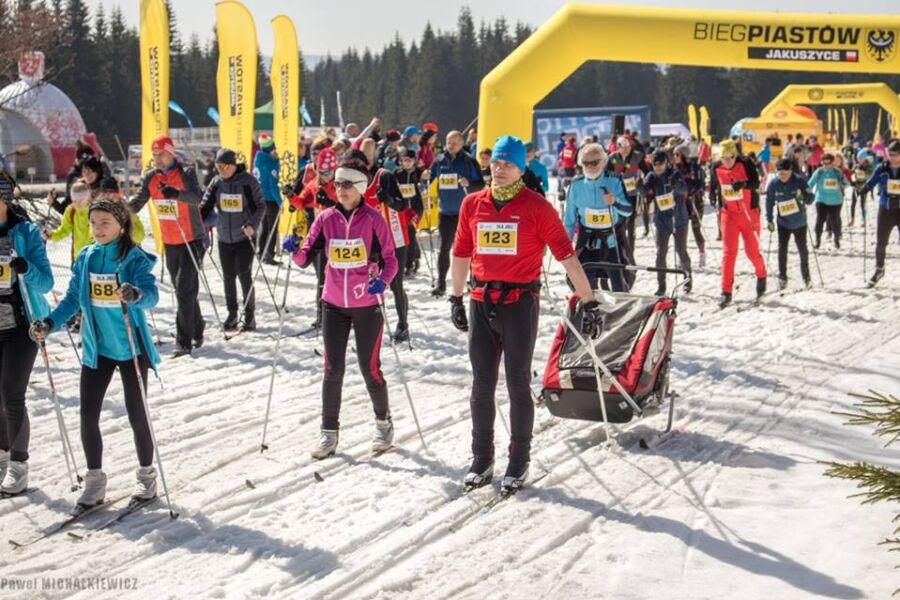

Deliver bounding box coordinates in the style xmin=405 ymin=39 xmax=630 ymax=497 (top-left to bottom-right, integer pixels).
xmin=824 ymin=390 xmax=900 ymax=576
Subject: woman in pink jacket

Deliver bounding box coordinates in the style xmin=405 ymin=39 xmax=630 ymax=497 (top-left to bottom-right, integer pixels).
xmin=284 ymin=156 xmax=399 ymax=459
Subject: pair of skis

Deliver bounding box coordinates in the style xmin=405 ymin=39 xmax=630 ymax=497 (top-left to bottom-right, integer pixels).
xmin=8 ymin=494 xmax=157 ymax=549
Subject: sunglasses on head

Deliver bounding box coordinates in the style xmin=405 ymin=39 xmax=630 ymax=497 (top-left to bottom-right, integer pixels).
xmin=334 ymin=180 xmax=361 ymax=190
xmin=582 ymin=159 xmax=601 ymax=167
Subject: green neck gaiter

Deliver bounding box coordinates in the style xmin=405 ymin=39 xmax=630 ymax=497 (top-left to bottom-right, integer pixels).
xmin=491 ymin=178 xmax=524 ymax=204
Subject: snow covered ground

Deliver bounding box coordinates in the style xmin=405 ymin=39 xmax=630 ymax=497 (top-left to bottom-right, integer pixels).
xmin=1 ymin=183 xmax=898 ymax=599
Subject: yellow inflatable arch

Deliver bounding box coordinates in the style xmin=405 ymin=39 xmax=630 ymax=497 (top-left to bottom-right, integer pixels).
xmin=758 ymin=82 xmax=900 ymax=135
xmin=477 ymin=3 xmax=900 ymax=145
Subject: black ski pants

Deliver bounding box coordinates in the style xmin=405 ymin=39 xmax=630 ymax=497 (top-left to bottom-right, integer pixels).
xmin=777 ymin=225 xmax=810 ymax=282
xmin=437 ymin=214 xmax=459 ymax=286
xmin=165 ymin=240 xmax=205 ymax=348
xmin=80 ymin=353 xmax=152 ymax=470
xmin=219 ymin=239 xmax=255 ymax=318
xmin=0 ymin=327 xmax=38 ymax=462
xmin=468 ymin=293 xmax=539 ymax=470
xmin=320 ymin=302 xmax=389 ymax=430
xmin=875 ymin=207 xmax=900 ymax=269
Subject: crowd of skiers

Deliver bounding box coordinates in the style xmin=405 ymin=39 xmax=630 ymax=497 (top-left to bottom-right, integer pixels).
xmin=0 ymin=114 xmax=898 ymax=506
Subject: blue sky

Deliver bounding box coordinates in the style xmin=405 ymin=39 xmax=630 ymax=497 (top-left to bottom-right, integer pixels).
xmin=87 ymin=1 xmax=899 ymax=56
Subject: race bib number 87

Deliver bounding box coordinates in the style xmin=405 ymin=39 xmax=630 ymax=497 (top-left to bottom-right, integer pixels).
xmin=477 ymin=222 xmax=518 ymax=255
xmin=90 ymin=273 xmax=119 ymax=308
xmin=584 ymin=208 xmax=613 ymax=229
xmin=329 ymin=239 xmax=367 ymax=269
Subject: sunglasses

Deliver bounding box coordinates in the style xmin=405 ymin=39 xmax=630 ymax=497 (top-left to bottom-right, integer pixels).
xmin=582 ymin=159 xmax=602 ymax=167
xmin=318 ymin=170 xmax=333 ymax=177
xmin=334 ymin=180 xmax=362 ymax=190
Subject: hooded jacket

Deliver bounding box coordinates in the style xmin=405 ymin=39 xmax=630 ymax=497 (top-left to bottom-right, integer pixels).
xmin=200 ymin=165 xmax=266 ymax=244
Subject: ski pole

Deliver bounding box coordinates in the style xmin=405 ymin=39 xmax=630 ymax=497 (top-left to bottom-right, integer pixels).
xmin=863 ymin=202 xmax=868 ymax=284
xmin=376 ymin=287 xmax=428 ymax=451
xmin=18 ymin=261 xmax=81 ymax=490
xmin=117 ymin=283 xmax=178 ymax=519
xmin=50 ymin=291 xmax=81 ymax=364
xmin=171 ymin=215 xmax=224 ymax=331
xmin=260 ymin=253 xmax=293 ymax=453
xmin=245 ymin=230 xmax=281 ymax=312
xmin=806 ymin=223 xmax=825 ymax=287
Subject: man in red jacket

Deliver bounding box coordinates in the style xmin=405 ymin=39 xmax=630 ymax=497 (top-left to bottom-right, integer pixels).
xmin=449 ymin=135 xmax=602 ymax=495
xmin=708 ymin=139 xmax=767 ymax=308
xmin=129 ymin=135 xmax=206 ymax=357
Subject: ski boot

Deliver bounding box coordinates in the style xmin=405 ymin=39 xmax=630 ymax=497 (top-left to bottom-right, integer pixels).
xmin=132 ymin=466 xmax=158 ymax=500
xmin=500 ymin=461 xmax=530 ymax=496
xmin=430 ymin=281 xmax=446 ymax=298
xmin=463 ymin=456 xmax=494 ymax=491
xmin=756 ymin=277 xmax=767 ymax=299
xmin=684 ymin=276 xmax=692 ymax=294
xmin=372 ymin=419 xmax=394 ymax=454
xmin=779 ymin=277 xmax=788 ymax=291
xmin=698 ymin=249 xmax=706 ymax=269
xmin=719 ymin=292 xmax=732 ymax=309
xmin=392 ymin=325 xmax=409 ymax=344
xmin=653 ymin=286 xmax=666 ymax=297
xmin=223 ymin=312 xmax=240 ymax=331
xmin=804 ymin=278 xmax=813 ymax=289
xmin=76 ymin=469 xmax=108 ymax=509
xmin=171 ymin=345 xmax=191 ymax=359
xmin=868 ymin=268 xmax=884 ymax=288
xmin=0 ymin=460 xmax=27 ymax=495
xmin=310 ymin=430 xmax=339 ymax=460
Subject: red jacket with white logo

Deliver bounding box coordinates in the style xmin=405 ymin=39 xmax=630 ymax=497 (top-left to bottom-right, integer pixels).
xmin=453 ymin=186 xmax=574 ymax=304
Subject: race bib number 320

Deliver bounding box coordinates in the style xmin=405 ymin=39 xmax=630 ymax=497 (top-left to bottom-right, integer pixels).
xmin=154 ymin=199 xmax=178 ymax=221
xmin=90 ymin=273 xmax=119 ymax=308
xmin=329 ymin=239 xmax=367 ymax=269
xmin=476 ymin=222 xmax=518 ymax=255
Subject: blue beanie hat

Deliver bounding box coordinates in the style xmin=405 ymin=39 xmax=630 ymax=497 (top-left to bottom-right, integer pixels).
xmin=491 ymin=135 xmax=526 ymax=173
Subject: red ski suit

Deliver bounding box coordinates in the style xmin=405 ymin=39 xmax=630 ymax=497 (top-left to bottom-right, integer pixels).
xmin=711 ymin=158 xmax=767 ymax=293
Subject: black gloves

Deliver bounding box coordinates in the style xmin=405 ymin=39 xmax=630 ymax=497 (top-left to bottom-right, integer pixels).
xmin=449 ymin=295 xmax=468 ymax=332
xmin=10 ymin=257 xmax=28 ymax=274
xmin=161 ymin=186 xmax=180 ymax=199
xmin=581 ymin=300 xmax=603 ymax=338
xmin=316 ymin=188 xmax=335 ymax=208
xmin=119 ymin=283 xmax=141 ymax=304
xmin=281 ymin=185 xmax=294 ymax=198
xmin=730 ymin=180 xmax=747 ymax=191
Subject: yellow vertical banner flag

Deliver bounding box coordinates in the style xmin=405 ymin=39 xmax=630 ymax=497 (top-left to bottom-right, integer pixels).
xmin=698 ymin=106 xmax=711 ymax=144
xmin=841 ymin=108 xmax=848 ymax=146
xmin=139 ymin=0 xmax=168 ymax=255
xmin=852 ymin=108 xmax=859 ymax=132
xmin=216 ymin=0 xmax=257 ymax=166
xmin=827 ymin=108 xmax=833 ymax=133
xmin=874 ymin=108 xmax=883 ymax=142
xmin=687 ymin=104 xmax=698 ymax=139
xmin=271 ymin=15 xmax=303 ymax=238
xmin=698 ymin=106 xmax=712 ymax=144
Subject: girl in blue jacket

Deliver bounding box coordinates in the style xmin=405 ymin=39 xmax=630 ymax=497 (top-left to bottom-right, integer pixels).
xmin=0 ymin=191 xmax=53 ymax=496
xmin=807 ymin=152 xmax=848 ymax=249
xmin=31 ymin=196 xmax=161 ymax=509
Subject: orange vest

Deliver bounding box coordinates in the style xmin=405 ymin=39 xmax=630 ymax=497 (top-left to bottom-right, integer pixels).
xmin=147 ymin=167 xmax=203 ymax=245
